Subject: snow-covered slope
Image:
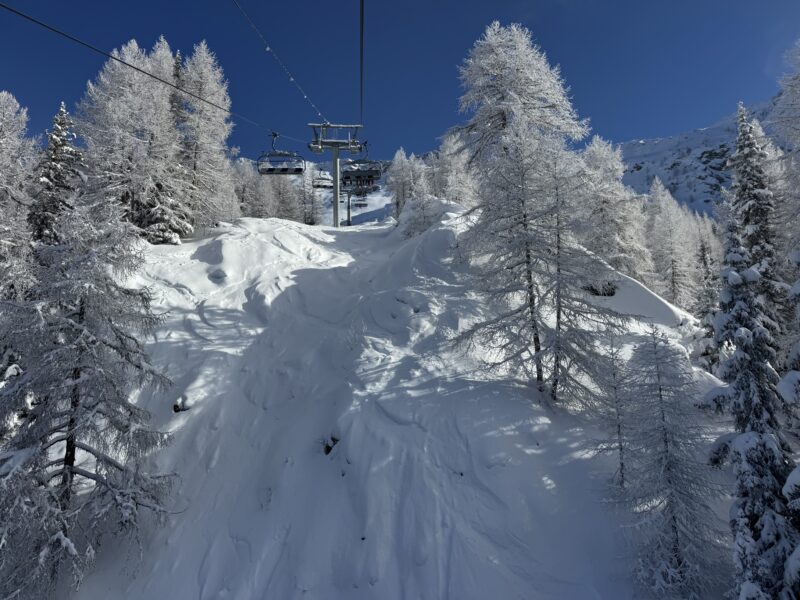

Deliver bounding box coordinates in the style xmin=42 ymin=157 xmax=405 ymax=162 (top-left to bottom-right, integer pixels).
xmin=620 ymin=100 xmax=774 ymax=214
xmin=70 ymin=204 xmax=706 ymax=599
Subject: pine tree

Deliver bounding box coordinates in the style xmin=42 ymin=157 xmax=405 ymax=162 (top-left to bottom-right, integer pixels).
xmin=709 ymin=199 xmax=799 ymax=599
xmin=27 ymin=102 xmax=84 ymax=245
xmin=625 ymin=327 xmax=725 ymax=599
xmin=0 ymin=193 xmax=172 ymax=597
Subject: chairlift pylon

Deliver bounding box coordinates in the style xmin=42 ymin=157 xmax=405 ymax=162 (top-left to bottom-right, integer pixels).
xmin=257 ymin=132 xmax=305 ymax=175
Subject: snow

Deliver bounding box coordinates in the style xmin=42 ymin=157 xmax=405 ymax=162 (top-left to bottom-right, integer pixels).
xmin=620 ymin=100 xmax=774 ymax=214
xmin=68 ymin=205 xmax=646 ymax=599
xmin=594 ymin=272 xmax=692 ymax=329
xmin=779 ymin=371 xmax=800 ymax=405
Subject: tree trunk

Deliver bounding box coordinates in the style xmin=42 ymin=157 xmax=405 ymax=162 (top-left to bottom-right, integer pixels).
xmin=551 ymin=192 xmax=563 ymax=404
xmin=520 ymin=193 xmax=544 ymax=391
xmin=59 ymin=296 xmax=85 ymax=510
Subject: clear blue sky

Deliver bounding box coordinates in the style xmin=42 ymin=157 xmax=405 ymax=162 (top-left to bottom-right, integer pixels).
xmin=1 ymin=1 xmax=799 ymax=159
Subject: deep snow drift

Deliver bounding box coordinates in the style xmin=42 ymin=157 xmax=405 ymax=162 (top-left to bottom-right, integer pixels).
xmin=70 ymin=205 xmax=707 ymax=599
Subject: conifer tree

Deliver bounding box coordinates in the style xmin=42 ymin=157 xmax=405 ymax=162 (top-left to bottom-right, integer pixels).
xmin=28 ymin=102 xmax=83 ymax=245
xmin=694 ymin=216 xmax=723 ymax=372
xmin=581 ymin=136 xmax=652 ymax=282
xmin=0 ymin=193 xmax=172 ymax=598
xmin=182 ymin=41 xmax=238 ymax=226
xmin=454 ymin=23 xmax=621 ymax=404
xmin=78 ymin=39 xmax=193 ymax=244
xmin=709 ymin=199 xmax=798 ymax=599
xmin=729 ymin=104 xmax=788 ymax=349
xmin=0 ymin=91 xmax=36 ymax=300
xmin=625 ymin=327 xmax=725 ymax=599
xmin=645 ymin=179 xmax=698 ymax=309
xmin=595 ymin=332 xmax=631 ymax=490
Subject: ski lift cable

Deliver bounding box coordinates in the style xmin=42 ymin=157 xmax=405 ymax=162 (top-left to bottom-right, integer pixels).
xmin=0 ymin=1 xmax=307 ymax=145
xmin=229 ymin=0 xmax=328 ymax=124
xmin=360 ymin=0 xmax=365 ymax=126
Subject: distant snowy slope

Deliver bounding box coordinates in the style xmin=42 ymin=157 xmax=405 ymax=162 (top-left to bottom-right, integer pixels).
xmin=620 ymin=100 xmax=774 ymax=214
xmin=71 ymin=203 xmax=707 ymax=599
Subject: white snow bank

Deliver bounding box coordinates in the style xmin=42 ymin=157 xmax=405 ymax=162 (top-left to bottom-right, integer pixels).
xmin=72 ymin=212 xmax=637 ymax=599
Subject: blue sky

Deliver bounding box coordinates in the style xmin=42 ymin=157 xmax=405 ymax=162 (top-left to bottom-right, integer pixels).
xmin=1 ymin=1 xmax=799 ymax=159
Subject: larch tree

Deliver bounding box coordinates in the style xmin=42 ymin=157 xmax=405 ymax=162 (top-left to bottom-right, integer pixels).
xmin=387 ymin=148 xmax=429 ymax=219
xmin=645 ymin=178 xmax=698 ymax=309
xmin=594 ymin=331 xmax=632 ymax=491
xmin=694 ymin=215 xmax=723 ymax=373
xmin=78 ymin=39 xmax=193 ymax=244
xmin=0 ymin=192 xmax=172 ymax=598
xmin=181 ymin=41 xmax=238 ymax=226
xmin=27 ymin=102 xmax=84 ymax=245
xmin=625 ymin=327 xmax=725 ymax=599
xmin=0 ymin=91 xmax=37 ymax=300
xmin=428 ymin=133 xmax=478 ymax=208
xmin=580 ymin=135 xmax=652 ymax=282
xmin=454 ymin=22 xmax=624 ymax=404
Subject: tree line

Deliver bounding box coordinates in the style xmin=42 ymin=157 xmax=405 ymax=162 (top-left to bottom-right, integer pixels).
xmin=387 ymin=23 xmax=800 ymax=599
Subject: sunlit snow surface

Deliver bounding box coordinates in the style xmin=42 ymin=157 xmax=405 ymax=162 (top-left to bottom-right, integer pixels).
xmin=71 ymin=196 xmax=701 ymax=599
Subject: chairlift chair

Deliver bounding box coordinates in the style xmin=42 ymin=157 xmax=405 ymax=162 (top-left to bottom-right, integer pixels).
xmin=257 ymin=132 xmax=305 ymax=175
xmin=312 ymin=171 xmax=334 ymax=189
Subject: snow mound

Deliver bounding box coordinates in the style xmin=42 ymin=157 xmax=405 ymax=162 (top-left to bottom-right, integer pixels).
xmin=72 ymin=215 xmax=658 ymax=599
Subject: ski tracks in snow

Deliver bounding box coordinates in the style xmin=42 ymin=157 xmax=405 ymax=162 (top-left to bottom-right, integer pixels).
xmin=75 ymin=217 xmax=633 ymax=600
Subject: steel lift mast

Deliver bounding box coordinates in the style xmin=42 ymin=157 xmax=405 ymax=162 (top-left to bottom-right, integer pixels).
xmin=308 ymin=123 xmax=363 ymax=228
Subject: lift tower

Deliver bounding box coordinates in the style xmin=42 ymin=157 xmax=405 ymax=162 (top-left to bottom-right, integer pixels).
xmin=308 ymin=124 xmax=362 ymax=228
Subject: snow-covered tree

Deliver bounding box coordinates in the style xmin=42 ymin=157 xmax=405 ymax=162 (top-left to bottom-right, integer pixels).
xmin=455 ymin=21 xmax=587 ymax=163
xmin=272 ymin=174 xmax=304 ymax=223
xmin=0 ymin=193 xmax=172 ymax=597
xmin=78 ymin=38 xmax=193 ymax=244
xmin=181 ymin=41 xmax=238 ymax=226
xmin=386 ymin=148 xmax=428 ymax=219
xmin=455 ymin=23 xmax=620 ymax=404
xmin=580 ymin=136 xmax=652 ymax=281
xmin=709 ymin=198 xmax=799 ymax=599
xmin=298 ymin=168 xmax=322 ymax=225
xmin=594 ymin=332 xmax=631 ymax=490
xmin=133 ymin=37 xmax=194 ymax=244
xmin=0 ymin=91 xmax=36 ymax=300
xmin=775 ymin=40 xmax=800 ymax=151
xmin=461 ymin=130 xmax=620 ymax=404
xmin=645 ymin=178 xmax=698 ymax=309
xmin=694 ymin=215 xmax=723 ymax=372
xmin=427 ymin=134 xmax=478 ymax=208
xmin=625 ymin=327 xmax=725 ymax=599
xmin=728 ymin=103 xmax=788 ymax=348
xmin=27 ymin=102 xmax=83 ymax=245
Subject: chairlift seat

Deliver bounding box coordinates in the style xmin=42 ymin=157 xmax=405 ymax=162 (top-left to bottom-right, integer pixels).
xmin=257 ymin=150 xmax=305 ymax=175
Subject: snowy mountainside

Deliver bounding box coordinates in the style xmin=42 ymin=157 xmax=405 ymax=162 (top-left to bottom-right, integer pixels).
xmin=620 ymin=100 xmax=774 ymax=214
xmin=72 ymin=203 xmax=710 ymax=599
